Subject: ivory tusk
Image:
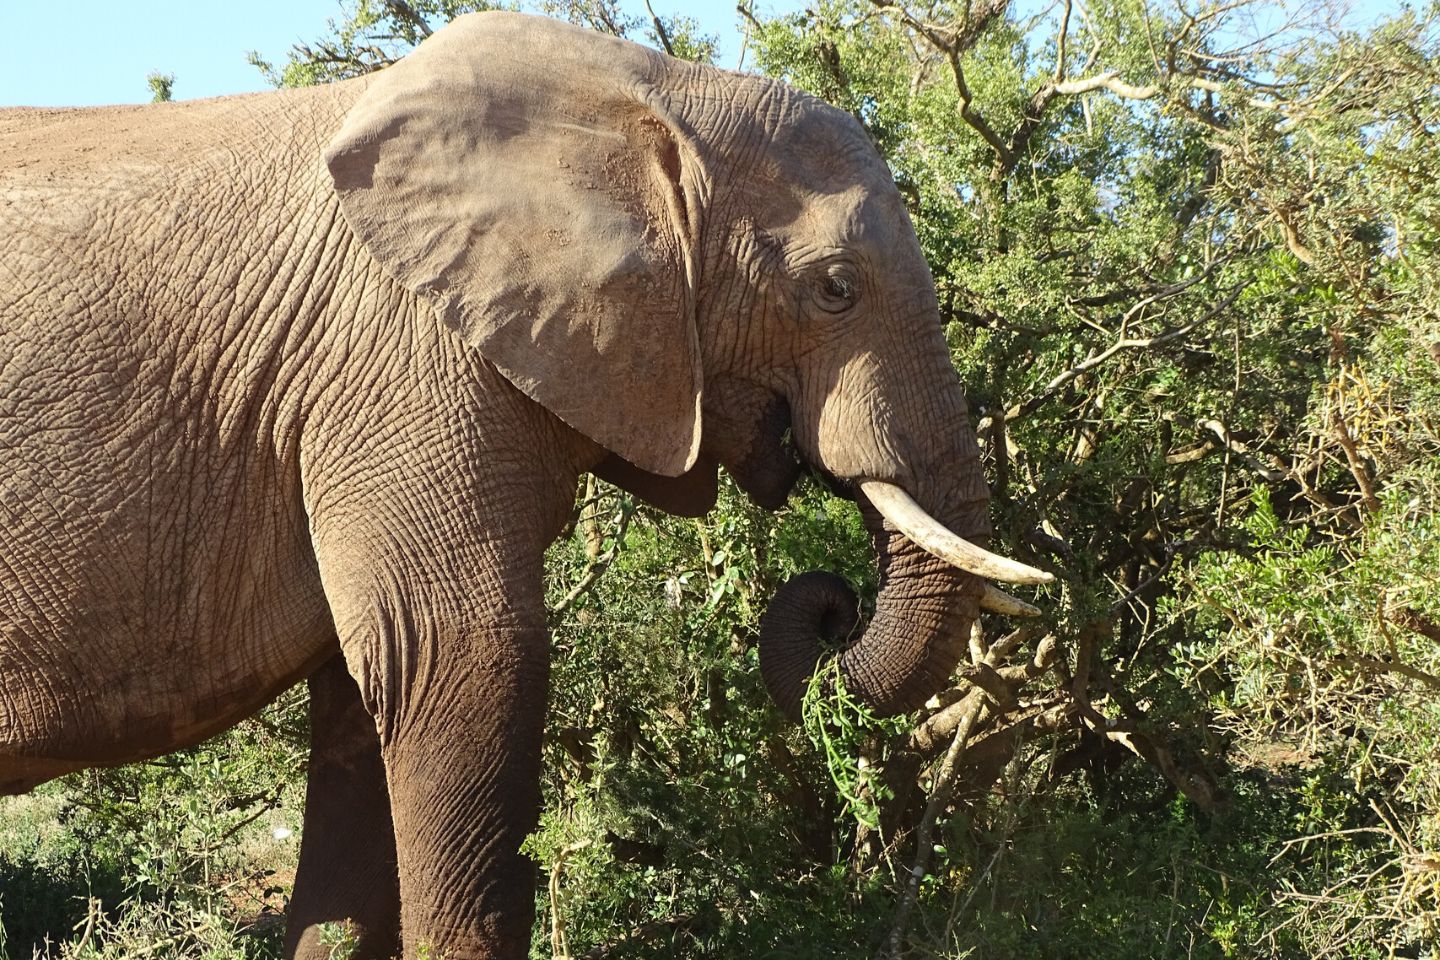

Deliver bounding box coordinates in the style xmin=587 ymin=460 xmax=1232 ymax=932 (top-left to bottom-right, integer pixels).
xmin=979 ymin=584 xmax=1041 ymax=617
xmin=859 ymin=481 xmax=1055 ymax=585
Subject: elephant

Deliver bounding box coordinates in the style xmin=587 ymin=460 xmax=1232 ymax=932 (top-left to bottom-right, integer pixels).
xmin=0 ymin=11 xmax=1049 ymax=959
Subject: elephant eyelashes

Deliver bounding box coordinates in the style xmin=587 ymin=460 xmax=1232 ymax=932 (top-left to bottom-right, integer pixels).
xmin=817 ymin=272 xmax=859 ymax=313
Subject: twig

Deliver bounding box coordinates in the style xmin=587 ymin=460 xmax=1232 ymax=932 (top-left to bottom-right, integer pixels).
xmin=946 ymin=46 xmax=1014 ymax=163
xmin=1068 ymin=269 xmax=1218 ymax=309
xmin=881 ymin=700 xmax=982 ymax=960
xmin=552 ymin=503 xmax=634 ymax=616
xmin=1086 ymin=722 xmax=1219 ymax=810
xmin=643 ymin=0 xmax=676 ymax=57
xmin=208 ymin=794 xmax=284 ymax=850
xmin=1173 ymin=415 xmax=1361 ymax=528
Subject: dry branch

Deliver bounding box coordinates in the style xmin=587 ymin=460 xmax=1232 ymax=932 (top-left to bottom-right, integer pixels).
xmin=881 ymin=699 xmax=982 ymax=960
xmin=643 ymin=0 xmax=676 ymax=57
xmin=1388 ymin=607 xmax=1440 ymax=645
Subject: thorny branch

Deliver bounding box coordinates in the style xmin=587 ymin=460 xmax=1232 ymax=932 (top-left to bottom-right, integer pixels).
xmin=552 ymin=495 xmax=635 ymax=617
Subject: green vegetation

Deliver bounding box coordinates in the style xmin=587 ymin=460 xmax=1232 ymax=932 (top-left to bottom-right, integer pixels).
xmin=146 ymin=72 xmax=175 ymax=104
xmin=4 ymin=0 xmax=1438 ymax=957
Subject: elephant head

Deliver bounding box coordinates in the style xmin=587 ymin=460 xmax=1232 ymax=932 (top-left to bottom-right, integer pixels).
xmin=684 ymin=91 xmax=1052 ymax=716
xmin=323 ymin=12 xmax=1048 ymax=721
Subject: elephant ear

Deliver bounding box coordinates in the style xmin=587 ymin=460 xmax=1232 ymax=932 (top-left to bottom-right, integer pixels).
xmin=324 ymin=13 xmax=703 ymax=476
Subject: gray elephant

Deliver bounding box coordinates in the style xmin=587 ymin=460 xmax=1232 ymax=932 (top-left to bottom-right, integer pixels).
xmin=0 ymin=12 xmax=1047 ymax=959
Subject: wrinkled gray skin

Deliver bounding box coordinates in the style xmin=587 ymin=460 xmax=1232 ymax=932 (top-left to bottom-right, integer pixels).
xmin=0 ymin=12 xmax=989 ymax=959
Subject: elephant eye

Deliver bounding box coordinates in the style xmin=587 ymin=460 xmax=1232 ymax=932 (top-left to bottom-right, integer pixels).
xmin=816 ymin=271 xmax=859 ymax=313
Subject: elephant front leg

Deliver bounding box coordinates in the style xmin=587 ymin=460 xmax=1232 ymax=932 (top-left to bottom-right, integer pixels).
xmin=286 ymin=654 xmax=400 ymax=960
xmin=300 ymin=392 xmax=578 ymax=957
xmin=337 ymin=605 xmax=550 ymax=960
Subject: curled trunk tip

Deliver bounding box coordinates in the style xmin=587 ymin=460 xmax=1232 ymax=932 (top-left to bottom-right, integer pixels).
xmin=758 ymin=572 xmax=860 ymax=720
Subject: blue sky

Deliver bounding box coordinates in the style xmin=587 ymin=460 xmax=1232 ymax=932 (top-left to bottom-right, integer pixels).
xmin=3 ymin=1 xmax=1413 ymax=107
xmin=1 ymin=1 xmax=807 ymax=107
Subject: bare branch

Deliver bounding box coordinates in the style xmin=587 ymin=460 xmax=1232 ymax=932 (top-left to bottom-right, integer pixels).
xmin=881 ymin=698 xmax=981 ymax=960
xmin=1387 ymin=607 xmax=1440 ymax=645
xmin=643 ymin=0 xmax=676 ymax=57
xmin=1053 ymin=70 xmax=1161 ymax=99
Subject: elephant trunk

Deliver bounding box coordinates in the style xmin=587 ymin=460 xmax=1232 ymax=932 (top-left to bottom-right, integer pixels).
xmin=759 ymin=492 xmax=985 ymax=719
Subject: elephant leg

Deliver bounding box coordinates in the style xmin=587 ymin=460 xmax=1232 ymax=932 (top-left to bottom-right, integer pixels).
xmin=315 ymin=546 xmax=551 ymax=958
xmin=371 ymin=624 xmax=549 ymax=959
xmin=298 ymin=358 xmax=578 ymax=957
xmin=285 ymin=654 xmax=401 ymax=960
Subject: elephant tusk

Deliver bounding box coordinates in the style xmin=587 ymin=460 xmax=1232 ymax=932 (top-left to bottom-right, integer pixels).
xmin=859 ymin=481 xmax=1055 ymax=585
xmin=979 ymin=584 xmax=1041 ymax=617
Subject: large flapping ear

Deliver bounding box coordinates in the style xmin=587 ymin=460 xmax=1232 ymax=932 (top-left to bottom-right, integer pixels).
xmin=325 ymin=12 xmax=704 ymax=476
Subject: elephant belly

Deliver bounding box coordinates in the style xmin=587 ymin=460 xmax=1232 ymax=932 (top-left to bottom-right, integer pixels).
xmin=0 ymin=430 xmax=335 ymax=792
xmin=0 ymin=574 xmax=335 ymax=793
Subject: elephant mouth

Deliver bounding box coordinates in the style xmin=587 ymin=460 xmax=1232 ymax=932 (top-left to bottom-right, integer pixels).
xmin=725 ymin=393 xmax=804 ymax=510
